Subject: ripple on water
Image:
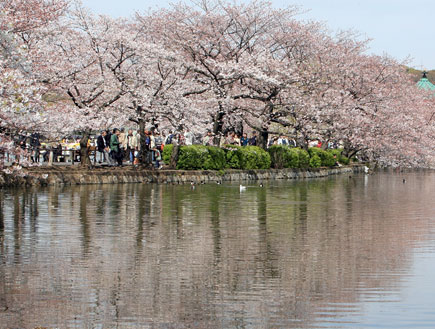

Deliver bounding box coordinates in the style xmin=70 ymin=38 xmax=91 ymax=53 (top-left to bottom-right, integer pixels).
xmin=0 ymin=172 xmax=435 ymax=328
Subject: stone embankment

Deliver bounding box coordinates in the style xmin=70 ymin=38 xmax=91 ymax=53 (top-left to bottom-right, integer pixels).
xmin=0 ymin=165 xmax=365 ymax=188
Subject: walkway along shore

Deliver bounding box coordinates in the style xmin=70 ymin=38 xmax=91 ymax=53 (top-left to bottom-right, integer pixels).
xmin=0 ymin=165 xmax=366 ymax=188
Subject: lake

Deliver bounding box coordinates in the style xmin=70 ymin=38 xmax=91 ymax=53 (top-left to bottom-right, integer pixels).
xmin=0 ymin=171 xmax=434 ymax=328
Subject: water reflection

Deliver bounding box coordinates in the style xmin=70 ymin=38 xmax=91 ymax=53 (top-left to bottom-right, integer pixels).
xmin=0 ymin=172 xmax=434 ymax=328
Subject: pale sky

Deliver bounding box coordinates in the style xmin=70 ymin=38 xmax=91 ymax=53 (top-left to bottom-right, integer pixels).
xmin=81 ymin=0 xmax=435 ymax=69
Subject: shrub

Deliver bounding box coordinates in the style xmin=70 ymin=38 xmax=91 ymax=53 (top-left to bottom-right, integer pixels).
xmin=176 ymin=145 xmax=226 ymax=170
xmin=296 ymin=148 xmax=310 ymax=168
xmin=327 ymin=149 xmax=350 ymax=165
xmin=224 ymin=145 xmax=241 ymax=169
xmin=162 ymin=144 xmax=174 ymax=165
xmin=203 ymin=146 xmax=226 ymax=170
xmin=269 ymin=145 xmax=292 ymax=168
xmin=244 ymin=146 xmax=271 ymax=169
xmin=224 ymin=145 xmax=271 ymax=169
xmin=268 ymin=145 xmax=309 ymax=169
xmin=308 ymin=147 xmax=335 ymax=167
xmin=309 ymin=154 xmax=322 ymax=168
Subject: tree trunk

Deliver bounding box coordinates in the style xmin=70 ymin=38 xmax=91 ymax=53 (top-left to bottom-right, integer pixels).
xmin=170 ymin=145 xmax=180 ymax=169
xmin=258 ymin=130 xmax=269 ymax=150
xmin=347 ymin=150 xmax=359 ymax=160
xmin=138 ymin=120 xmax=151 ymax=167
xmin=342 ymin=141 xmax=358 ymax=159
xmin=295 ymin=132 xmax=309 ymax=150
xmin=212 ymin=110 xmax=225 ymax=145
xmin=79 ymin=130 xmax=91 ymax=167
xmin=234 ymin=120 xmax=243 ymax=137
xmin=0 ymin=194 xmax=3 ymax=232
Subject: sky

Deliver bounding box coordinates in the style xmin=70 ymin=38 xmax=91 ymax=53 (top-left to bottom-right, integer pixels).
xmin=81 ymin=0 xmax=435 ymax=69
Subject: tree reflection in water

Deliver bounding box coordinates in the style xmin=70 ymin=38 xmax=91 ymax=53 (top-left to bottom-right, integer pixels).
xmin=0 ymin=172 xmax=434 ymax=328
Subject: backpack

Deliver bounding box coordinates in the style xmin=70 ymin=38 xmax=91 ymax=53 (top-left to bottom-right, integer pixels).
xmin=166 ymin=134 xmax=173 ymax=145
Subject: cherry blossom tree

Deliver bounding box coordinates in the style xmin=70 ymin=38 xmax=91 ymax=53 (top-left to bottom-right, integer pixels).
xmin=138 ymin=0 xmax=301 ymax=141
xmin=3 ymin=0 xmax=432 ymax=170
xmin=136 ymin=0 xmax=434 ymax=167
xmin=0 ymin=0 xmax=67 ymax=167
xmin=102 ymin=21 xmax=202 ymax=165
xmin=32 ymin=4 xmax=130 ymax=165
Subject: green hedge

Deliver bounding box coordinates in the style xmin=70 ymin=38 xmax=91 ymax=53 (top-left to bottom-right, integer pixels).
xmin=176 ymin=145 xmax=226 ymax=170
xmin=268 ymin=145 xmax=310 ymax=169
xmin=309 ymin=154 xmax=322 ymax=168
xmin=298 ymin=148 xmax=310 ymax=168
xmin=308 ymin=147 xmax=336 ymax=167
xmin=164 ymin=144 xmax=349 ymax=170
xmin=327 ymin=149 xmax=350 ymax=165
xmin=268 ymin=145 xmax=349 ymax=168
xmin=224 ymin=145 xmax=271 ymax=169
xmin=162 ymin=144 xmax=174 ymax=165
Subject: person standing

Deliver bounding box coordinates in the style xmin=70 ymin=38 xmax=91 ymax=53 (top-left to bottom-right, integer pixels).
xmin=184 ymin=129 xmax=194 ymax=145
xmin=203 ymin=131 xmax=213 ymax=146
xmin=223 ymin=132 xmax=234 ymax=145
xmin=240 ymin=133 xmax=249 ymax=146
xmin=30 ymin=132 xmax=41 ymax=163
xmin=110 ymin=128 xmax=122 ymax=166
xmin=153 ymin=131 xmax=163 ymax=169
xmin=118 ymin=128 xmax=127 ymax=159
xmin=249 ymin=131 xmax=257 ymax=146
xmin=165 ymin=130 xmax=174 ymax=145
xmin=278 ymin=135 xmax=288 ymax=146
xmin=96 ymin=130 xmax=109 ymax=164
xmin=125 ymin=129 xmax=136 ymax=164
xmin=233 ymin=134 xmax=241 ymax=146
xmin=178 ymin=132 xmax=185 ymax=146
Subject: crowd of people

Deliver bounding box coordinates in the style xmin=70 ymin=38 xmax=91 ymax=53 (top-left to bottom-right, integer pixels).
xmin=2 ymin=127 xmax=312 ymax=168
xmin=95 ymin=128 xmax=262 ymax=168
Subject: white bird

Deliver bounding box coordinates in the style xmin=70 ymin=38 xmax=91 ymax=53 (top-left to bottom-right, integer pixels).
xmin=364 ymin=166 xmax=369 ymax=174
xmin=240 ymin=184 xmax=246 ymax=192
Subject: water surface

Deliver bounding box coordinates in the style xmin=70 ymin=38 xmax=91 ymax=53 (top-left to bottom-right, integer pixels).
xmin=0 ymin=171 xmax=434 ymax=328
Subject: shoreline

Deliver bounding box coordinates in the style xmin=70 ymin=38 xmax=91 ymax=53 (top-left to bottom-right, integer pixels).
xmin=0 ymin=165 xmax=366 ymax=188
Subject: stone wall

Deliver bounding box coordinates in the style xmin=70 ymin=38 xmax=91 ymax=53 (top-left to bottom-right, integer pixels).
xmin=0 ymin=165 xmax=365 ymax=188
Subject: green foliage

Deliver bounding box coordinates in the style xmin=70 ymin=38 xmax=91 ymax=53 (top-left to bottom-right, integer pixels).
xmin=162 ymin=144 xmax=174 ymax=165
xmin=224 ymin=145 xmax=241 ymax=169
xmin=269 ymin=145 xmax=292 ymax=168
xmin=340 ymin=156 xmax=350 ymax=165
xmin=176 ymin=145 xmax=226 ymax=170
xmin=297 ymin=148 xmax=310 ymax=168
xmin=243 ymin=146 xmax=271 ymax=169
xmin=308 ymin=147 xmax=335 ymax=167
xmin=224 ymin=145 xmax=271 ymax=169
xmin=204 ymin=146 xmax=226 ymax=170
xmin=327 ymin=149 xmax=350 ymax=165
xmin=268 ymin=145 xmax=309 ymax=169
xmin=167 ymin=144 xmax=353 ymax=170
xmin=309 ymin=154 xmax=322 ymax=168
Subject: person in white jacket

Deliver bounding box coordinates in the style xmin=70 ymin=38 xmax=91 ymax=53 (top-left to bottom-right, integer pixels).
xmin=125 ymin=129 xmax=137 ymax=163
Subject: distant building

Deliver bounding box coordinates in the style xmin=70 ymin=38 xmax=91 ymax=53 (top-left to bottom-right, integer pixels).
xmin=416 ymin=72 xmax=435 ymax=91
